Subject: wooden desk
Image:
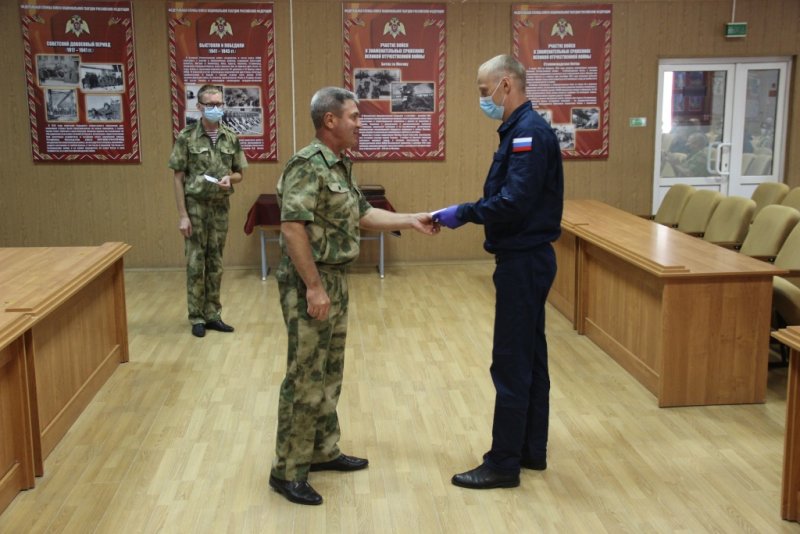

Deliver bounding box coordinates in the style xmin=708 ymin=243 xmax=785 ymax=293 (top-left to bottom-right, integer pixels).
xmin=0 ymin=313 xmax=35 ymax=515
xmin=0 ymin=242 xmax=130 ymax=475
xmin=550 ymin=201 xmax=594 ymax=323
xmin=244 ymin=193 xmax=397 ymax=279
xmin=550 ymin=200 xmax=784 ymax=407
xmin=772 ymin=327 xmax=800 ymax=521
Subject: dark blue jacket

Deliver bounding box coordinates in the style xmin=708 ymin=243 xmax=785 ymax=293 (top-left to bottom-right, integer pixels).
xmin=457 ymin=101 xmax=564 ymax=254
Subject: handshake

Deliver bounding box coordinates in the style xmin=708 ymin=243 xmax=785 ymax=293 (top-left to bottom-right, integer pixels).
xmin=431 ymin=204 xmax=466 ymax=229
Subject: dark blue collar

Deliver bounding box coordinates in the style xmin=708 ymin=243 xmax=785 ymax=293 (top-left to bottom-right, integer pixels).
xmin=497 ymin=101 xmax=532 ymax=135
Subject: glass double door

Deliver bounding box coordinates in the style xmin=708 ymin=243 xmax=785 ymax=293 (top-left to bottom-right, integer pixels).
xmin=653 ymin=58 xmax=790 ymax=211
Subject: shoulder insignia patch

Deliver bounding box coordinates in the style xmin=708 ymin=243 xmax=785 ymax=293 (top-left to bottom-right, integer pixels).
xmin=512 ymin=137 xmax=533 ymax=152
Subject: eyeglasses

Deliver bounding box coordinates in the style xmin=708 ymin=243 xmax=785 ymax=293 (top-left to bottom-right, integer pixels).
xmin=199 ymin=102 xmax=224 ymax=110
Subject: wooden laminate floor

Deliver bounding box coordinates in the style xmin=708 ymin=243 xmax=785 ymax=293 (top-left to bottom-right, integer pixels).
xmin=0 ymin=264 xmax=797 ymax=533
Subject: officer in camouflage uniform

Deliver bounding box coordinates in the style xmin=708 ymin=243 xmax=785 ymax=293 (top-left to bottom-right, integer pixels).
xmin=169 ymin=84 xmax=246 ymax=338
xmin=269 ymin=87 xmax=439 ymax=506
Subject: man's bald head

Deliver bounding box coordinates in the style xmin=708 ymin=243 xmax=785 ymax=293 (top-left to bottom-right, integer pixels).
xmin=478 ymin=54 xmax=525 ymax=90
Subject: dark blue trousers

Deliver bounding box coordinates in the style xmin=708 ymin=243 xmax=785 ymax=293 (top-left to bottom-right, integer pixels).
xmin=484 ymin=244 xmax=556 ymax=473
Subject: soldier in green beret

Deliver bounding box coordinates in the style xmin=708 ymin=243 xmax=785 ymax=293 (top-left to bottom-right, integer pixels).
xmin=268 ymin=87 xmax=439 ymax=505
xmin=169 ymin=84 xmax=246 ymax=338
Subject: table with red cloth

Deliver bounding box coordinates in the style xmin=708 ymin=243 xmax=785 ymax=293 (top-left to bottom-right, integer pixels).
xmin=244 ymin=193 xmax=397 ymax=279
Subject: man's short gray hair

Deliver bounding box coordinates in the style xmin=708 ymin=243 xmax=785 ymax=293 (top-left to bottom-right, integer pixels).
xmin=688 ymin=132 xmax=708 ymax=147
xmin=479 ymin=54 xmax=526 ymax=89
xmin=310 ymin=87 xmax=359 ymax=129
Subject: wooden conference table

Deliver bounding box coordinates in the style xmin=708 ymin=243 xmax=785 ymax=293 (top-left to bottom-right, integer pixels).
xmin=244 ymin=193 xmax=397 ymax=279
xmin=0 ymin=243 xmax=130 ymax=514
xmin=550 ymin=200 xmax=784 ymax=407
xmin=771 ymin=327 xmax=800 ymax=521
xmin=0 ymin=311 xmax=35 ymax=515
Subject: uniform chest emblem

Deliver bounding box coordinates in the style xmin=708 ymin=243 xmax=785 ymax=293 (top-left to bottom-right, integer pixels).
xmin=512 ymin=137 xmax=533 ymax=152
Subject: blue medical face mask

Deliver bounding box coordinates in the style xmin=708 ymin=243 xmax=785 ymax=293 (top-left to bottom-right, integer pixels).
xmin=201 ymin=104 xmax=224 ymax=123
xmin=479 ymin=78 xmax=507 ymax=121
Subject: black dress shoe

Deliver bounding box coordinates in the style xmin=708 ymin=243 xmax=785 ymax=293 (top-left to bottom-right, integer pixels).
xmin=191 ymin=323 xmax=206 ymax=338
xmin=451 ymin=463 xmax=520 ymax=489
xmin=205 ymin=319 xmax=234 ymax=332
xmin=520 ymin=457 xmax=547 ymax=470
xmin=269 ymin=475 xmax=323 ymax=505
xmin=310 ymin=454 xmax=368 ymax=472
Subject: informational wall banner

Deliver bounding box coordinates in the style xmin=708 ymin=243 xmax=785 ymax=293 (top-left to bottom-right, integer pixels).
xmin=167 ymin=2 xmax=276 ymax=161
xmin=20 ymin=1 xmax=140 ymax=162
xmin=512 ymin=4 xmax=612 ymax=159
xmin=343 ymin=2 xmax=446 ymax=160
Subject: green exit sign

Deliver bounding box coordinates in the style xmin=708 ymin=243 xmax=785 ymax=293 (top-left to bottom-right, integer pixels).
xmin=725 ymin=22 xmax=747 ymax=38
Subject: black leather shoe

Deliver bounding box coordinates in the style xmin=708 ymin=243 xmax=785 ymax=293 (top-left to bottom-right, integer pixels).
xmin=269 ymin=475 xmax=323 ymax=505
xmin=310 ymin=454 xmax=369 ymax=472
xmin=451 ymin=463 xmax=520 ymax=489
xmin=205 ymin=319 xmax=234 ymax=333
xmin=520 ymin=457 xmax=547 ymax=470
xmin=191 ymin=323 xmax=206 ymax=338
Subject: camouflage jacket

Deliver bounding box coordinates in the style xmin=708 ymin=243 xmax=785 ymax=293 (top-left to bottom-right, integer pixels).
xmin=277 ymin=139 xmax=371 ymax=265
xmin=168 ymin=121 xmax=247 ymax=201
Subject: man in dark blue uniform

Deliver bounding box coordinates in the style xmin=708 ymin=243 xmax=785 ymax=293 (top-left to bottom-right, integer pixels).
xmin=433 ymin=54 xmax=564 ymax=489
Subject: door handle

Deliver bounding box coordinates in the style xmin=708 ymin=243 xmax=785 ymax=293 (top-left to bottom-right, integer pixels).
xmin=708 ymin=141 xmax=731 ymax=177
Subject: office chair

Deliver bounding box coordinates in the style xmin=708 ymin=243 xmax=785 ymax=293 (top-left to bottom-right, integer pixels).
xmin=769 ymin=224 xmax=800 ymax=364
xmin=651 ymin=184 xmax=695 ymax=227
xmin=750 ymin=181 xmax=788 ymax=220
xmin=781 ymin=187 xmax=800 ymax=212
xmin=676 ymin=189 xmax=722 ymax=236
xmin=701 ymin=196 xmax=755 ymax=246
xmin=740 ymin=153 xmax=755 ymax=177
xmin=747 ymin=155 xmax=775 ymax=177
xmin=739 ymin=205 xmax=800 ymax=259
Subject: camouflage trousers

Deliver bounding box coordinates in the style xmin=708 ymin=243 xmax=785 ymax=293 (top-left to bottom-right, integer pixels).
xmin=272 ymin=258 xmax=349 ymax=481
xmin=184 ymin=196 xmax=229 ymax=325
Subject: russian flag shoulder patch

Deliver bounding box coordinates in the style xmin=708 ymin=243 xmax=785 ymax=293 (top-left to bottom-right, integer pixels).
xmin=512 ymin=137 xmax=533 ymax=152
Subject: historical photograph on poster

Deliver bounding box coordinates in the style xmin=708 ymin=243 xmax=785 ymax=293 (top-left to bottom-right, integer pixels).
xmin=223 ymin=109 xmax=264 ymax=136
xmin=36 ymin=55 xmax=80 ymax=86
xmin=554 ymin=123 xmax=575 ymax=150
xmin=343 ymin=3 xmax=446 ymax=160
xmin=537 ymin=109 xmax=553 ymax=125
xmin=80 ymin=64 xmax=124 ymax=92
xmin=185 ymin=111 xmax=202 ymax=127
xmin=21 ymin=2 xmax=140 ymax=162
xmin=513 ymin=4 xmax=612 ymax=158
xmin=390 ymin=82 xmax=435 ymax=113
xmin=168 ymin=2 xmax=277 ymax=161
xmin=86 ymin=94 xmax=123 ymax=122
xmin=45 ymin=89 xmax=78 ymax=122
xmin=185 ymin=85 xmax=201 ymax=109
xmin=354 ymin=68 xmax=400 ymax=100
xmin=572 ymin=107 xmax=600 ymax=130
xmin=224 ymin=86 xmax=261 ymax=108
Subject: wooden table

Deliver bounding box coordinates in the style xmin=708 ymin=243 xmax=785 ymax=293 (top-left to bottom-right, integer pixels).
xmin=771 ymin=327 xmax=800 ymax=521
xmin=0 ymin=312 xmax=35 ymax=515
xmin=549 ymin=202 xmax=591 ymax=323
xmin=550 ymin=200 xmax=784 ymax=407
xmin=0 ymin=242 xmax=130 ymax=480
xmin=244 ymin=193 xmax=397 ymax=279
